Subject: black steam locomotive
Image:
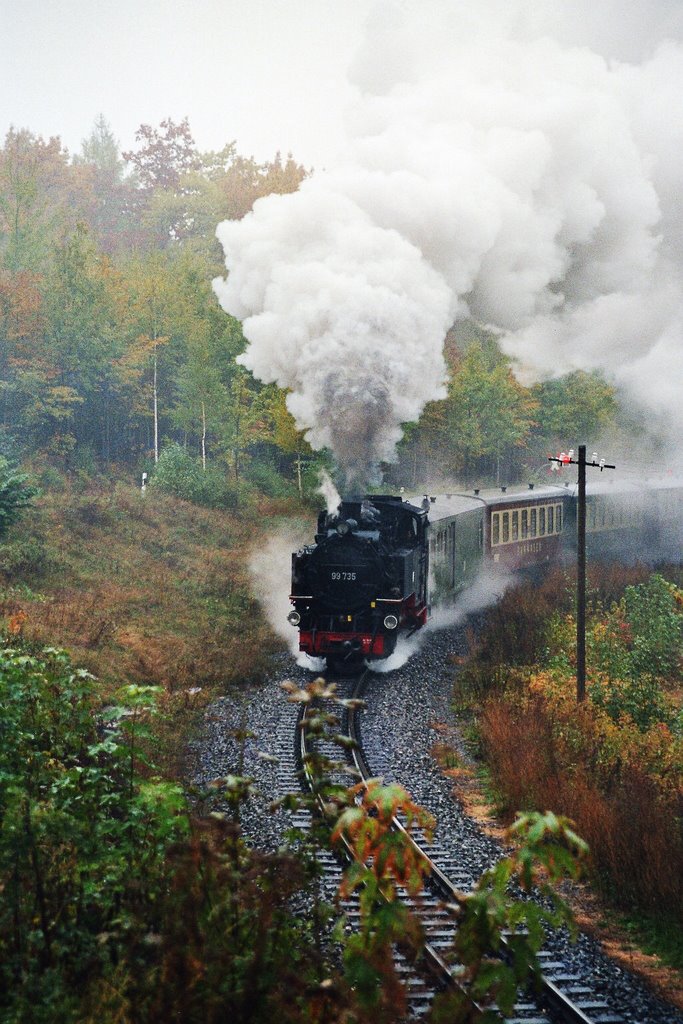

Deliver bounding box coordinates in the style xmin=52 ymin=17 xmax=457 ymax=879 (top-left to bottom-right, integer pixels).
xmin=289 ymin=495 xmax=429 ymax=669
xmin=289 ymin=479 xmax=683 ymax=669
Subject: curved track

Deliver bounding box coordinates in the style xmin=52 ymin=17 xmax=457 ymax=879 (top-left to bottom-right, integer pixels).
xmin=294 ymin=669 xmax=625 ymax=1024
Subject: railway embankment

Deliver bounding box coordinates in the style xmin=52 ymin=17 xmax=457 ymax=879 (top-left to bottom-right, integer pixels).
xmin=446 ymin=565 xmax=683 ymax=1003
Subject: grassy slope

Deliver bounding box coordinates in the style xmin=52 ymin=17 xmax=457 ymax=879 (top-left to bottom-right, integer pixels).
xmin=0 ymin=478 xmax=301 ymax=706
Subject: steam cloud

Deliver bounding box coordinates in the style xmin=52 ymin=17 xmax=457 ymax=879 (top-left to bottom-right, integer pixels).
xmin=214 ymin=1 xmax=683 ymax=482
xmin=248 ymin=527 xmax=310 ymax=657
xmin=317 ymin=469 xmax=342 ymax=515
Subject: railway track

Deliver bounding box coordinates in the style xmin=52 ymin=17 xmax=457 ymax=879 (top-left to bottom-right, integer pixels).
xmin=288 ymin=668 xmax=625 ymax=1024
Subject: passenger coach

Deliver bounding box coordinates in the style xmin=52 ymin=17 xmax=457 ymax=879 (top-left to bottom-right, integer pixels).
xmin=485 ymin=484 xmax=570 ymax=569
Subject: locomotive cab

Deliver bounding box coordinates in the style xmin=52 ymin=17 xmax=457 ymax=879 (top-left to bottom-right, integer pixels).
xmin=290 ymin=495 xmax=428 ymax=668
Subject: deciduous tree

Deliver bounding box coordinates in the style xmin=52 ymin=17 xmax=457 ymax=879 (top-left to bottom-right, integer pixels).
xmin=0 ymin=129 xmax=72 ymax=271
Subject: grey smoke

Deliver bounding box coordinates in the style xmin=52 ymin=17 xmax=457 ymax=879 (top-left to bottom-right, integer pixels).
xmin=214 ymin=1 xmax=683 ymax=480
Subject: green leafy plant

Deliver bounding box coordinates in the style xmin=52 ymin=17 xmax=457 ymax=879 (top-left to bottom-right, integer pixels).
xmin=0 ymin=642 xmax=188 ymax=1019
xmin=149 ymin=442 xmax=240 ymax=509
xmin=332 ymin=779 xmax=435 ymax=1017
xmin=433 ymin=811 xmax=586 ymax=1023
xmin=0 ymin=456 xmax=37 ymax=538
xmin=622 ymin=574 xmax=682 ymax=680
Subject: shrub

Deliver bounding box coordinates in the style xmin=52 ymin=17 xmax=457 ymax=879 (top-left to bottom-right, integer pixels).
xmin=622 ymin=574 xmax=682 ymax=680
xmin=0 ymin=456 xmax=37 ymax=538
xmin=463 ymin=568 xmax=683 ymax=932
xmin=588 ymin=672 xmax=674 ymax=732
xmin=37 ymin=464 xmax=68 ymax=492
xmin=149 ymin=443 xmax=240 ymax=509
xmin=480 ymin=676 xmax=683 ymax=917
xmin=0 ymin=534 xmax=50 ymax=578
xmin=245 ymin=457 xmax=297 ymax=499
xmin=0 ymin=644 xmax=188 ymax=1019
xmin=457 ymin=568 xmax=574 ymax=698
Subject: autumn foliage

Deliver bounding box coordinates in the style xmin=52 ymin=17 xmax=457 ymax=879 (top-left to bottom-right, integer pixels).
xmin=463 ymin=569 xmax=683 ymax=923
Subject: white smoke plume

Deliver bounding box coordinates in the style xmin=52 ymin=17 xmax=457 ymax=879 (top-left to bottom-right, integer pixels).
xmin=248 ymin=526 xmax=312 ymax=657
xmin=371 ymin=567 xmax=517 ymax=672
xmin=214 ymin=1 xmax=683 ymax=481
xmin=317 ymin=469 xmax=342 ymax=514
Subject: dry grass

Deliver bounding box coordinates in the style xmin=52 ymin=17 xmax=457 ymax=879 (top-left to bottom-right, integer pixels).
xmin=481 ymin=694 xmax=683 ymax=918
xmin=0 ymin=478 xmax=287 ymax=699
xmin=456 ymin=562 xmax=683 ymax=975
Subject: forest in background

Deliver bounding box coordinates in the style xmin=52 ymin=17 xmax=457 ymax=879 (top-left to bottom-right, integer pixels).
xmin=0 ymin=116 xmax=681 ymax=1021
xmin=0 ymin=116 xmax=634 ymax=497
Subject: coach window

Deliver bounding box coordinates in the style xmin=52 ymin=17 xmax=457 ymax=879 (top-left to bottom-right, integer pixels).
xmin=511 ymin=509 xmax=519 ymax=541
xmin=521 ymin=509 xmax=528 ymax=539
xmin=529 ymin=508 xmax=537 ymax=537
xmin=492 ymin=513 xmax=500 ymax=546
xmin=557 ymin=505 xmax=562 ymax=532
xmin=539 ymin=506 xmax=546 ymax=536
xmin=548 ymin=506 xmax=554 ymax=534
xmin=502 ymin=511 xmax=510 ymax=543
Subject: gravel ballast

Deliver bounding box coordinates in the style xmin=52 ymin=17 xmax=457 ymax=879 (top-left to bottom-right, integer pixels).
xmin=192 ymin=623 xmax=683 ymax=1024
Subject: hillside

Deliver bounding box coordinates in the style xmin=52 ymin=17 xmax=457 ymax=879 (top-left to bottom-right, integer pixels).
xmin=0 ymin=475 xmax=296 ymax=706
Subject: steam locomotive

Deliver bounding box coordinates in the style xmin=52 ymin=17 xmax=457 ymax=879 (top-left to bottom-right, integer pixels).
xmin=288 ymin=480 xmax=683 ymax=669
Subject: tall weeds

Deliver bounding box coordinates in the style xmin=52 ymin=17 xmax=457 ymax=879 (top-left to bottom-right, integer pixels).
xmin=481 ymin=685 xmax=683 ymax=916
xmin=461 ymin=566 xmax=683 ymax=927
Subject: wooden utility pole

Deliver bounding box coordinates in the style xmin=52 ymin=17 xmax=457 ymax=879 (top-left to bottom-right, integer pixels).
xmin=577 ymin=446 xmax=587 ymax=701
xmin=548 ymin=446 xmax=615 ymax=702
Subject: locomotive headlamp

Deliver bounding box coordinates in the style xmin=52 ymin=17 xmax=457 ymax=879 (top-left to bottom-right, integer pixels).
xmin=336 ymin=518 xmax=357 ymax=536
xmin=287 ymin=610 xmax=301 ymax=626
xmin=383 ymin=614 xmax=399 ymax=630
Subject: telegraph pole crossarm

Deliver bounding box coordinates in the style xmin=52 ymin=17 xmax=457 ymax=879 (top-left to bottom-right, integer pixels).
xmin=548 ymin=445 xmax=616 ymax=702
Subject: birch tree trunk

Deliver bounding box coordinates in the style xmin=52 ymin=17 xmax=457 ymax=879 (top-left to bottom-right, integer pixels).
xmin=201 ymin=401 xmax=206 ymax=471
xmin=153 ymin=343 xmax=159 ymax=464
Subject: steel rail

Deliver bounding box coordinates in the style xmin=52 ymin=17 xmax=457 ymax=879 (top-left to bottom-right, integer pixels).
xmin=297 ymin=672 xmax=486 ymax=1018
xmin=346 ymin=672 xmax=619 ymax=1024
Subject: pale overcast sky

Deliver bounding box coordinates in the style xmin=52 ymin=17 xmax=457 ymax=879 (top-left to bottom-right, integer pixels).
xmin=0 ymin=0 xmax=374 ymax=167
xmin=3 ymin=0 xmax=682 ymax=168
